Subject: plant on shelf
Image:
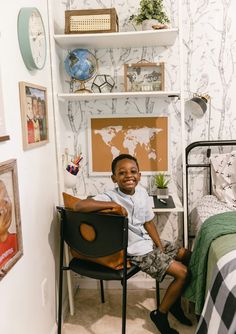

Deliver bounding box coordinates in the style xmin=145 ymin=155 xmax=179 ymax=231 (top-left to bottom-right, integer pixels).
xmin=129 ymin=0 xmax=170 ymax=28
xmin=154 ymin=172 xmax=170 ymax=188
xmin=154 ymin=173 xmax=170 ymax=198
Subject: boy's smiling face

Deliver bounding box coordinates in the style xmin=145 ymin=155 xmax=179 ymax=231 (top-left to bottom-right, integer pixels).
xmin=111 ymin=158 xmax=141 ymax=195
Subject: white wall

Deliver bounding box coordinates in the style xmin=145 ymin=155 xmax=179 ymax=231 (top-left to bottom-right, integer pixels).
xmin=0 ymin=2 xmax=59 ymax=334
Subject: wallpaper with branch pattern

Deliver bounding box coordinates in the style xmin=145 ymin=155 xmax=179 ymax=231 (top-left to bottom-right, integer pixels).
xmin=53 ymin=0 xmax=236 ymax=243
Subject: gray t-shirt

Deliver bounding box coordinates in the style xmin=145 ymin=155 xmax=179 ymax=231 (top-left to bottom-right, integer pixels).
xmin=94 ymin=185 xmax=155 ymax=256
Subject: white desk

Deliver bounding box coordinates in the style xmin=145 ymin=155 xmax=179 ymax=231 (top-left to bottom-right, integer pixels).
xmin=149 ymin=193 xmax=183 ymax=213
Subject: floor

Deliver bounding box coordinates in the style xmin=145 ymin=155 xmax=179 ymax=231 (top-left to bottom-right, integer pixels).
xmin=63 ymin=289 xmax=198 ymax=334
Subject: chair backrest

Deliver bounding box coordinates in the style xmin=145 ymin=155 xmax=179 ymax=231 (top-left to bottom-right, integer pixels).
xmin=58 ymin=208 xmax=129 ymax=258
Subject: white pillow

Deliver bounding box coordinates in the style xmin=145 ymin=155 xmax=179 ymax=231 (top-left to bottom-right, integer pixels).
xmin=210 ymin=150 xmax=236 ymax=208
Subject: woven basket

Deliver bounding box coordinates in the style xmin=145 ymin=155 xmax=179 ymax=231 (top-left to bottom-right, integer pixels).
xmin=65 ymin=8 xmax=119 ymax=34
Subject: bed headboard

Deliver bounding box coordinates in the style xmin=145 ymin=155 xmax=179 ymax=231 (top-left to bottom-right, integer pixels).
xmin=185 ymin=140 xmax=236 ymax=238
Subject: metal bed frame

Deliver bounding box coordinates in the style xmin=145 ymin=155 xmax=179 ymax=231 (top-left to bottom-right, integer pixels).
xmin=185 ymin=139 xmax=236 ymax=241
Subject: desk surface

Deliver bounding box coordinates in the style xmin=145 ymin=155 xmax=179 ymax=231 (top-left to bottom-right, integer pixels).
xmin=149 ymin=193 xmax=183 ymax=213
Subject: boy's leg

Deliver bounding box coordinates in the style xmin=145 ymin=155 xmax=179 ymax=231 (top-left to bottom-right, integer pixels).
xmin=175 ymin=247 xmax=192 ymax=266
xmin=172 ymin=248 xmax=192 ymax=323
xmin=131 ymin=246 xmax=191 ymax=333
xmin=150 ymin=260 xmax=190 ymax=334
xmin=159 ymin=260 xmax=187 ymax=313
xmin=169 ymin=297 xmax=192 ymax=326
xmin=161 ymin=260 xmax=192 ymax=326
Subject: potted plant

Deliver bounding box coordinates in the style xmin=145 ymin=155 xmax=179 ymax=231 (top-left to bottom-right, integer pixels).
xmin=129 ymin=0 xmax=170 ymax=30
xmin=154 ymin=172 xmax=170 ymax=198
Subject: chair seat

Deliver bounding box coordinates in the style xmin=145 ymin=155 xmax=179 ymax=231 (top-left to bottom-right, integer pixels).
xmin=70 ymin=258 xmax=140 ymax=280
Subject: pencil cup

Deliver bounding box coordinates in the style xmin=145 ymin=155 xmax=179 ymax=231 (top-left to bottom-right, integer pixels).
xmin=64 ymin=169 xmax=77 ymax=189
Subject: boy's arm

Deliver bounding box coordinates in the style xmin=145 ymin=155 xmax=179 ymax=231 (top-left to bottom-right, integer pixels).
xmin=74 ymin=198 xmax=128 ymax=216
xmin=144 ymin=219 xmax=164 ymax=252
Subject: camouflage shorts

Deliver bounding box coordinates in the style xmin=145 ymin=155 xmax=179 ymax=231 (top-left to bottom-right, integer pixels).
xmin=130 ymin=240 xmax=179 ymax=282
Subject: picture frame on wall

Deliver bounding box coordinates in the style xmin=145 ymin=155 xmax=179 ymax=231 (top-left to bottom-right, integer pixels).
xmin=0 ymin=159 xmax=23 ymax=280
xmin=19 ymin=82 xmax=48 ymax=150
xmin=124 ymin=61 xmax=165 ymax=92
xmin=88 ymin=114 xmax=169 ymax=175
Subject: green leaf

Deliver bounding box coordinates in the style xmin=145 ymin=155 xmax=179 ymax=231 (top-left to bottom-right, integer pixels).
xmin=154 ymin=173 xmax=170 ymax=189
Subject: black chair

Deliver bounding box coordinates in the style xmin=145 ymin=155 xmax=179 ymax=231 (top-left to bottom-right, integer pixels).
xmin=57 ymin=207 xmax=160 ymax=334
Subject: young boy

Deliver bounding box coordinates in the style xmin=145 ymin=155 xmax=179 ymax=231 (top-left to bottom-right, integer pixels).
xmin=74 ymin=154 xmax=191 ymax=334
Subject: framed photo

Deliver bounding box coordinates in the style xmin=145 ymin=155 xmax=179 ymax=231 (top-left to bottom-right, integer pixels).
xmin=0 ymin=159 xmax=23 ymax=280
xmin=88 ymin=114 xmax=169 ymax=175
xmin=124 ymin=61 xmax=164 ymax=92
xmin=19 ymin=82 xmax=48 ymax=150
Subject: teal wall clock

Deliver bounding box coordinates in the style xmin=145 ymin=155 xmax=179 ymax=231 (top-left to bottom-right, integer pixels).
xmin=17 ymin=7 xmax=47 ymax=71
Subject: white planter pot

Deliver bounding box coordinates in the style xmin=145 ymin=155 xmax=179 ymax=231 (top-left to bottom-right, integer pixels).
xmin=141 ymin=19 xmax=159 ymax=31
xmin=157 ymin=187 xmax=169 ymax=199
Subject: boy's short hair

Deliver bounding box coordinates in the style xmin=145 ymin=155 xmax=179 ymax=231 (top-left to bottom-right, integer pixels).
xmin=111 ymin=154 xmax=139 ymax=174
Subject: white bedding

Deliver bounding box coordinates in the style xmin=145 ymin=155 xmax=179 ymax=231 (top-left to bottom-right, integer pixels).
xmin=190 ymin=195 xmax=235 ymax=235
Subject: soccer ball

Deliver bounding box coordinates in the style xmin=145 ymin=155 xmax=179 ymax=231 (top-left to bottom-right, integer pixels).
xmin=91 ymin=74 xmax=115 ymax=93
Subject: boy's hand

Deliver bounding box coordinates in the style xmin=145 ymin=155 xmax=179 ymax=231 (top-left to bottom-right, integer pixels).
xmin=159 ymin=244 xmax=165 ymax=252
xmin=144 ymin=219 xmax=165 ymax=252
xmin=100 ymin=202 xmax=128 ymax=216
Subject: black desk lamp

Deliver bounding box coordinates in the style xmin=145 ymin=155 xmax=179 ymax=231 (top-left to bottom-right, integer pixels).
xmin=185 ymin=94 xmax=210 ymax=118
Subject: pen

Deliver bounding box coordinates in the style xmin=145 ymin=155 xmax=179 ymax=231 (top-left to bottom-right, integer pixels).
xmin=159 ymin=199 xmax=167 ymax=205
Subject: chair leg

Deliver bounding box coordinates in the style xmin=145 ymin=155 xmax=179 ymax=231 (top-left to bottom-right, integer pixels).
xmin=156 ymin=280 xmax=160 ymax=308
xmin=65 ymin=243 xmax=74 ymax=315
xmin=122 ymin=278 xmax=127 ymax=334
xmin=100 ymin=280 xmax=105 ymax=303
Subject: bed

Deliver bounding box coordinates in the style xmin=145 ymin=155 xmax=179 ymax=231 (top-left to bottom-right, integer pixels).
xmin=183 ymin=140 xmax=236 ymax=334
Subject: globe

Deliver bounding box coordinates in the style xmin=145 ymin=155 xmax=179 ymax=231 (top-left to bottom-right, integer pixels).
xmin=64 ymin=48 xmax=97 ymax=93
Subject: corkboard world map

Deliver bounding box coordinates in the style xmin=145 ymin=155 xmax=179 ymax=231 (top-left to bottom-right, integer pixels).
xmin=89 ymin=116 xmax=168 ymax=174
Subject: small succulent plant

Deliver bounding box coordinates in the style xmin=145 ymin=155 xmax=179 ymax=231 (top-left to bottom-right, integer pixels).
xmin=154 ymin=173 xmax=170 ymax=189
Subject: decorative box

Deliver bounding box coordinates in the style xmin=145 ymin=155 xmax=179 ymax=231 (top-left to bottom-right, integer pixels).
xmin=124 ymin=61 xmax=165 ymax=92
xmin=65 ymin=8 xmax=119 ymax=34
